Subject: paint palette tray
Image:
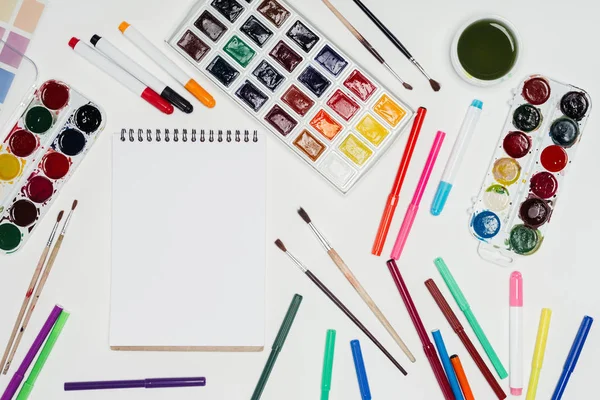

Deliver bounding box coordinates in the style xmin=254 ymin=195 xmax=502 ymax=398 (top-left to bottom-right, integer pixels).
xmin=167 ymin=0 xmax=414 ymax=193
xmin=470 ymin=75 xmax=591 ymax=265
xmin=0 ymin=75 xmax=105 ymax=254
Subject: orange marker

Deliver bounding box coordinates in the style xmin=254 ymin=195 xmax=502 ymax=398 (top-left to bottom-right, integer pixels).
xmin=119 ymin=22 xmax=215 ymax=108
xmin=450 ymin=355 xmax=474 ymax=400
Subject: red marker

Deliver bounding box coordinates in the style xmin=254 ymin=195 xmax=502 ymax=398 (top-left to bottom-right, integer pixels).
xmin=68 ymin=37 xmax=172 ymax=114
xmin=372 ymin=107 xmax=427 ymax=255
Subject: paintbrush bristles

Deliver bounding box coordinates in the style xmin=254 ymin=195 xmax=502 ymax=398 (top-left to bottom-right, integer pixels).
xmin=71 ymin=200 xmax=78 ymax=210
xmin=429 ymin=79 xmax=441 ymax=92
xmin=274 ymin=239 xmax=287 ymax=252
xmin=57 ymin=211 xmax=64 ymax=222
xmin=297 ymin=208 xmax=311 ymax=224
xmin=403 ymin=82 xmax=414 ymax=90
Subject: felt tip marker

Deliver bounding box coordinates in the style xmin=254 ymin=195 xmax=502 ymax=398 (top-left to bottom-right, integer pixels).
xmin=391 ymin=130 xmax=445 ymax=260
xmin=350 ymin=340 xmax=371 ymax=400
xmin=450 ymin=355 xmax=475 ymax=400
xmin=321 ymin=330 xmax=336 ymax=400
xmin=90 ymin=35 xmax=192 ymax=113
xmin=431 ymin=100 xmax=482 ymax=215
xmin=552 ymin=316 xmax=593 ymax=400
xmin=432 ymin=329 xmax=464 ymax=400
xmin=119 ymin=22 xmax=216 ymax=108
xmin=526 ymin=308 xmax=552 ymax=400
xmin=64 ymin=377 xmax=206 ymax=391
xmin=68 ymin=38 xmax=173 ymax=115
xmin=510 ymin=271 xmax=523 ymax=396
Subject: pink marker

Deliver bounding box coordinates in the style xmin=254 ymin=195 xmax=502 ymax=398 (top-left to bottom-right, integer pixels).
xmin=510 ymin=271 xmax=523 ymax=396
xmin=391 ymin=131 xmax=445 ymax=260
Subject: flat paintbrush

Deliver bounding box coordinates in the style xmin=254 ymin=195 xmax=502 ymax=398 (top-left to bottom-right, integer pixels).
xmin=274 ymin=239 xmax=407 ymax=375
xmin=297 ymin=207 xmax=415 ymax=362
xmin=351 ymin=0 xmax=441 ymax=91
xmin=2 ymin=200 xmax=77 ymax=374
xmin=0 ymin=210 xmax=64 ymax=374
xmin=321 ymin=0 xmax=412 ymax=90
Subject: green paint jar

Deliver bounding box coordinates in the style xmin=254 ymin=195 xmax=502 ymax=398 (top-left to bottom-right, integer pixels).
xmin=451 ymin=15 xmax=521 ymax=86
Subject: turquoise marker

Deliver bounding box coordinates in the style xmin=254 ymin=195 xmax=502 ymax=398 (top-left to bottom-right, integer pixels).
xmin=434 ymin=257 xmax=508 ymax=379
xmin=432 ymin=329 xmax=464 ymax=400
xmin=320 ymin=330 xmax=336 ymax=400
xmin=431 ymin=100 xmax=483 ymax=215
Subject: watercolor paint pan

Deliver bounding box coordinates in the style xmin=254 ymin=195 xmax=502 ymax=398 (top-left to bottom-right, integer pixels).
xmin=469 ymin=75 xmax=591 ymax=265
xmin=0 ymin=79 xmax=105 ymax=254
xmin=167 ymin=0 xmax=414 ymax=193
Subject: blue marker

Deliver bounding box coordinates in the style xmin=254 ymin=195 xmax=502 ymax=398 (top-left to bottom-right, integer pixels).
xmin=552 ymin=316 xmax=594 ymax=399
xmin=431 ymin=99 xmax=483 ymax=216
xmin=432 ymin=329 xmax=464 ymax=400
xmin=350 ymin=340 xmax=371 ymax=400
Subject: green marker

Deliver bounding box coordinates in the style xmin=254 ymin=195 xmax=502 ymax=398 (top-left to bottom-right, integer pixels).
xmin=16 ymin=310 xmax=70 ymax=400
xmin=251 ymin=294 xmax=302 ymax=400
xmin=320 ymin=330 xmax=336 ymax=400
xmin=434 ymin=257 xmax=508 ymax=379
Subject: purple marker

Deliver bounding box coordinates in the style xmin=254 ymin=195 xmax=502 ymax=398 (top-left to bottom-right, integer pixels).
xmin=64 ymin=377 xmax=206 ymax=391
xmin=1 ymin=305 xmax=63 ymax=400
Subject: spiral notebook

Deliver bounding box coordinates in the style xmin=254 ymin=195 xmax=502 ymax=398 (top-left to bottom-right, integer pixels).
xmin=111 ymin=129 xmax=266 ymax=351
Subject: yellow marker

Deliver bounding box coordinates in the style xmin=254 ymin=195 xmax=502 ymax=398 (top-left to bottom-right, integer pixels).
xmin=374 ymin=94 xmax=406 ymax=127
xmin=118 ymin=21 xmax=215 ymax=108
xmin=355 ymin=114 xmax=389 ymax=146
xmin=526 ymin=308 xmax=552 ymax=400
xmin=0 ymin=153 xmax=22 ymax=181
xmin=339 ymin=134 xmax=373 ymax=166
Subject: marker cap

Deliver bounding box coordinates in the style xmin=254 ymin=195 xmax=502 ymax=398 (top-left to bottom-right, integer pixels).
xmin=471 ymin=99 xmax=483 ymax=109
xmin=119 ymin=21 xmax=130 ymax=33
xmin=431 ymin=181 xmax=452 ymax=216
xmin=511 ymin=387 xmax=523 ymax=395
xmin=185 ymin=79 xmax=216 ymax=108
xmin=510 ymin=271 xmax=523 ymax=307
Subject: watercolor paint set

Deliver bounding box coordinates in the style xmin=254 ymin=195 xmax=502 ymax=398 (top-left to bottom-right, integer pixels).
xmin=167 ymin=0 xmax=414 ymax=193
xmin=470 ymin=75 xmax=591 ymax=265
xmin=0 ymin=74 xmax=105 ymax=254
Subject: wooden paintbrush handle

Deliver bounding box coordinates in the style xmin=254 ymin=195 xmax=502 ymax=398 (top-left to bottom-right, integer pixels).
xmin=321 ymin=0 xmax=386 ymax=64
xmin=327 ymin=249 xmax=415 ymax=362
xmin=0 ymin=246 xmax=51 ymax=374
xmin=2 ymin=236 xmax=64 ymax=374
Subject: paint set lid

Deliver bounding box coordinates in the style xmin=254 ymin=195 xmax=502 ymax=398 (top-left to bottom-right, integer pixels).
xmin=0 ymin=39 xmax=38 ymax=134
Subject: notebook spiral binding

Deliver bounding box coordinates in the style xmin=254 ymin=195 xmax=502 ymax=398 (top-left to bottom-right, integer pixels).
xmin=120 ymin=129 xmax=259 ymax=143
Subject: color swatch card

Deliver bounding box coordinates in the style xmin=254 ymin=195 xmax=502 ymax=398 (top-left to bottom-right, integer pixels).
xmin=167 ymin=0 xmax=414 ymax=193
xmin=0 ymin=0 xmax=46 ymax=111
xmin=111 ymin=129 xmax=266 ymax=350
xmin=470 ymin=75 xmax=591 ymax=265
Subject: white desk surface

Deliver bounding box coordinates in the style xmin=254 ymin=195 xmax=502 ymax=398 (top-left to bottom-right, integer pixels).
xmin=1 ymin=0 xmax=599 ymax=398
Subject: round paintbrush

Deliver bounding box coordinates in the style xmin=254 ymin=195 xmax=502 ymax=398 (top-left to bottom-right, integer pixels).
xmin=3 ymin=200 xmax=78 ymax=374
xmin=274 ymin=239 xmax=408 ymax=375
xmin=351 ymin=0 xmax=441 ymax=91
xmin=297 ymin=207 xmax=415 ymax=362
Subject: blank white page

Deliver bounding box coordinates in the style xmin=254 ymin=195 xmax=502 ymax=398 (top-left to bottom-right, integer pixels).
xmin=111 ymin=131 xmax=265 ymax=351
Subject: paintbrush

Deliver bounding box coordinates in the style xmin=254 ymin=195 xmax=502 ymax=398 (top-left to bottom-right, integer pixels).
xmin=0 ymin=210 xmax=64 ymax=374
xmin=351 ymin=0 xmax=441 ymax=91
xmin=274 ymin=239 xmax=407 ymax=375
xmin=297 ymin=207 xmax=415 ymax=362
xmin=2 ymin=200 xmax=77 ymax=374
xmin=321 ymin=0 xmax=412 ymax=90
